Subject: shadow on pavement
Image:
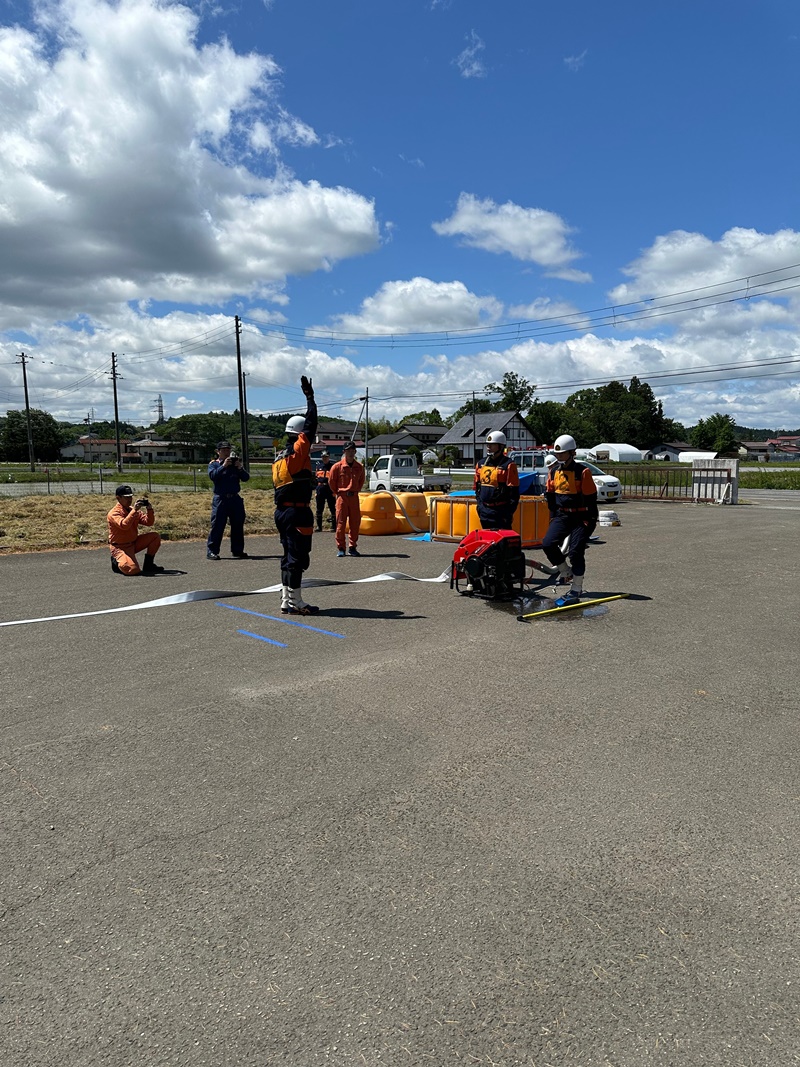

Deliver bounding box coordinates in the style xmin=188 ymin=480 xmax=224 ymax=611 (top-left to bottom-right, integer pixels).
xmin=321 ymin=608 xmax=425 ymax=620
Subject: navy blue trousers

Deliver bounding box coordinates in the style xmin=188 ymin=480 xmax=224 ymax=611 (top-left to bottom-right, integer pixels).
xmin=477 ymin=505 xmax=516 ymax=531
xmin=542 ymin=512 xmax=595 ymax=576
xmin=207 ymin=495 xmax=246 ymax=555
xmin=275 ymin=504 xmax=314 ymax=588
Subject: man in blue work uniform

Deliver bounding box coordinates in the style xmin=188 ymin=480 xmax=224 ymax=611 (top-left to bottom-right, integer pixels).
xmin=272 ymin=375 xmax=320 ymax=615
xmin=474 ymin=430 xmax=520 ymax=531
xmin=207 ymin=440 xmax=250 ymax=560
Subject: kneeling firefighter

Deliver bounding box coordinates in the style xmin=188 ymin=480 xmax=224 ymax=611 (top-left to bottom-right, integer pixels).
xmin=542 ymin=434 xmax=598 ymax=606
xmin=474 ymin=430 xmax=520 ymax=530
xmin=272 ymin=375 xmax=320 ymax=615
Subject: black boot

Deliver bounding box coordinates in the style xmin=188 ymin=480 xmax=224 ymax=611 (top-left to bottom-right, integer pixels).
xmin=111 ymin=557 xmax=121 ymax=574
xmin=142 ymin=553 xmax=164 ymax=575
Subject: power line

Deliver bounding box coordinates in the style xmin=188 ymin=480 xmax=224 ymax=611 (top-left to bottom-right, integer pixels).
xmin=238 ymin=263 xmax=800 ymax=349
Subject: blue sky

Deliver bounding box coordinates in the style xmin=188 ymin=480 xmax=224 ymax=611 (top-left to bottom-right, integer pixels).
xmin=1 ymin=0 xmax=799 ymax=434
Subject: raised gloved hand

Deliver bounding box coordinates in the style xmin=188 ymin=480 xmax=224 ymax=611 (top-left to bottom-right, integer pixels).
xmin=300 ymin=375 xmax=314 ymax=397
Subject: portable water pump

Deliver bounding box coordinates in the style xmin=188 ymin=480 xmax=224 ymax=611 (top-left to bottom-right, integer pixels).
xmin=450 ymin=530 xmax=527 ymax=600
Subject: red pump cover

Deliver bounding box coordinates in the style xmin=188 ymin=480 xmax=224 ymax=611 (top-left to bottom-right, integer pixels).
xmin=452 ymin=529 xmax=520 ymax=567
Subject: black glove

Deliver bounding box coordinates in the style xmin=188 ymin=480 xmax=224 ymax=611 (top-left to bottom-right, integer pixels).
xmin=300 ymin=375 xmax=314 ymax=397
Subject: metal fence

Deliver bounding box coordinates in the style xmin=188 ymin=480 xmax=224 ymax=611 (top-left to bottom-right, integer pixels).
xmin=616 ymin=465 xmax=732 ymax=503
xmin=0 ymin=467 xmax=202 ymax=497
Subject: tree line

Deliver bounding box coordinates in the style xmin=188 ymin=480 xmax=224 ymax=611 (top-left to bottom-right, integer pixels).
xmin=1 ymin=374 xmax=796 ymax=462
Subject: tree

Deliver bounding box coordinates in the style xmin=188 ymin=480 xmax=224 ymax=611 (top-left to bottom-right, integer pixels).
xmin=160 ymin=413 xmax=238 ymax=455
xmin=690 ymin=412 xmax=737 ymax=453
xmin=397 ymin=408 xmax=444 ymax=426
xmin=485 ymin=372 xmax=536 ymax=412
xmin=59 ymin=419 xmax=142 ymax=447
xmin=526 ymin=400 xmax=567 ymax=447
xmin=1 ymin=408 xmax=64 ymax=462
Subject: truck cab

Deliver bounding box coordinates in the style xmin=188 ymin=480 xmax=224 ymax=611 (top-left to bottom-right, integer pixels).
xmin=507 ymin=450 xmax=548 ymax=494
xmin=369 ymin=454 xmax=452 ymax=493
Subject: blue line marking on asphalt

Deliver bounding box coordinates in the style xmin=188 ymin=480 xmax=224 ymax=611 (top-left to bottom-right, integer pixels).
xmin=217 ymin=602 xmax=346 ymax=638
xmin=237 ymin=629 xmax=287 ymax=647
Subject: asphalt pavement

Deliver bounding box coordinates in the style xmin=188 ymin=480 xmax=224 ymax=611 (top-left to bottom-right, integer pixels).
xmin=2 ymin=501 xmax=798 ymax=1067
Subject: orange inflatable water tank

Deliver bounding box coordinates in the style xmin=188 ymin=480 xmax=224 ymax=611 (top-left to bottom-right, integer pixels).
xmin=358 ymin=491 xmax=399 ymax=536
xmin=393 ymin=492 xmax=429 ymax=534
xmin=430 ymin=494 xmax=549 ymax=547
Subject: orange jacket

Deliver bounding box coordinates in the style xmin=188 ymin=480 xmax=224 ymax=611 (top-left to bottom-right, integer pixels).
xmin=107 ymin=501 xmax=155 ymax=546
xmin=272 ymin=432 xmax=314 ymax=505
xmin=329 ymin=458 xmax=365 ymax=496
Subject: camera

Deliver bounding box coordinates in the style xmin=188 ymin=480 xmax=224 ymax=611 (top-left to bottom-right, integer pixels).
xmin=135 ymin=497 xmax=150 ymax=509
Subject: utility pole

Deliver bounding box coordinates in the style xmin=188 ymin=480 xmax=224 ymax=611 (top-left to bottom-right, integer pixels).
xmin=109 ymin=351 xmax=123 ymax=473
xmin=471 ymin=391 xmax=477 ymax=467
xmin=85 ymin=411 xmax=93 ymax=471
xmin=241 ymin=372 xmax=250 ymax=468
xmin=234 ymin=315 xmax=248 ymax=466
xmin=15 ymin=352 xmax=36 ymax=472
xmin=364 ymin=387 xmax=369 ymax=460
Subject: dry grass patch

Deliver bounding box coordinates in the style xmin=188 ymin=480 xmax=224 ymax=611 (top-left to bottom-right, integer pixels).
xmin=0 ymin=491 xmax=278 ymax=553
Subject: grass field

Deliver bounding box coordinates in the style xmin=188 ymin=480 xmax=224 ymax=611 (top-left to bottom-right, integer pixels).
xmin=0 ymin=491 xmax=280 ymax=553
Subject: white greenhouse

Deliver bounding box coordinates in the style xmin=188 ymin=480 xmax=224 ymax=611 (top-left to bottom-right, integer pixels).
xmin=589 ymin=443 xmax=644 ymax=463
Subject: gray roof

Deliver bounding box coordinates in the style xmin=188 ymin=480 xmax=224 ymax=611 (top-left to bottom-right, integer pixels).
xmin=367 ymin=431 xmax=422 ymax=446
xmin=438 ymin=411 xmax=531 ymax=445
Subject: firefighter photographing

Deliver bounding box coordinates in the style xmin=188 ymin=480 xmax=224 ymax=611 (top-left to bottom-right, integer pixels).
xmin=474 ymin=430 xmax=520 ymax=531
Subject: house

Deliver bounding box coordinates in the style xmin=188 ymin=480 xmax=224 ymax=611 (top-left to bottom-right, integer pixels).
xmin=644 ymin=441 xmax=693 ymax=462
xmin=396 ymin=423 xmax=448 ymax=448
xmin=437 ymin=411 xmax=537 ymax=466
xmin=766 ymin=435 xmax=800 ymax=460
xmin=737 ymin=441 xmax=775 ymax=462
xmin=60 ymin=435 xmax=133 ymax=463
xmin=128 ymin=433 xmax=205 ymax=463
xmin=366 ymin=431 xmax=424 ymax=459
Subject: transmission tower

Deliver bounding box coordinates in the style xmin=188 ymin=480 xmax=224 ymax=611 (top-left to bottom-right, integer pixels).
xmin=153 ymin=394 xmax=165 ymax=424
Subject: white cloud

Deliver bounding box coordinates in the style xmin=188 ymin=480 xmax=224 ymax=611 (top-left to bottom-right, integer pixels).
xmin=455 ymin=30 xmax=486 ymax=79
xmin=505 ymin=296 xmax=591 ymax=331
xmin=319 ymin=277 xmax=503 ymax=335
xmin=433 ymin=194 xmax=592 ymax=281
xmin=609 ymin=227 xmax=800 ymax=304
xmin=564 ymin=49 xmax=588 ymax=72
xmin=4 ymin=297 xmax=800 ymax=430
xmin=0 ymin=0 xmax=379 ymax=327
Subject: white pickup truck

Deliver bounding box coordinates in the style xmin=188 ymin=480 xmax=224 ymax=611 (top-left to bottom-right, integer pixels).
xmin=368 ymin=454 xmax=452 ymax=493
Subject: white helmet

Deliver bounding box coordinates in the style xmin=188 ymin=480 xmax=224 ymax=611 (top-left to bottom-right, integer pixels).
xmin=544 ymin=453 xmax=558 ymax=467
xmin=486 ymin=430 xmax=507 ymax=446
xmin=285 ymin=415 xmax=305 ymax=435
xmin=553 ymin=433 xmax=577 ymax=454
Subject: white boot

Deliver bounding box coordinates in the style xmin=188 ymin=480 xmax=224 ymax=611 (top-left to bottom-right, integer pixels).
xmin=286 ymin=587 xmax=319 ymax=616
xmin=280 ymin=585 xmax=291 ymax=614
xmin=557 ymin=561 xmax=573 ymax=585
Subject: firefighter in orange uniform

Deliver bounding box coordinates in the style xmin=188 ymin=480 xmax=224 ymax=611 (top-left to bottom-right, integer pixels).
xmin=315 ymin=452 xmax=336 ymax=531
xmin=328 ymin=442 xmax=365 ymax=556
xmin=542 ymin=434 xmax=599 ymax=606
xmin=474 ymin=430 xmax=520 ymax=531
xmin=272 ymin=375 xmax=320 ymax=615
xmin=107 ymin=485 xmax=164 ymax=575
